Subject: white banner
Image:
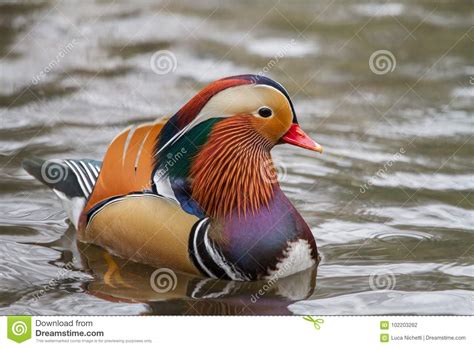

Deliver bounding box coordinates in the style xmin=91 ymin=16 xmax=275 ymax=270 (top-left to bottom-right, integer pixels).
xmin=1 ymin=316 xmax=471 ymax=347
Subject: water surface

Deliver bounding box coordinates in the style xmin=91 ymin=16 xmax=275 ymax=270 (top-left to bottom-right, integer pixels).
xmin=0 ymin=0 xmax=473 ymax=315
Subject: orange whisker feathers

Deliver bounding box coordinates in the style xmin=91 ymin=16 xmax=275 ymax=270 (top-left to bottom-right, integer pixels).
xmin=190 ymin=116 xmax=276 ymax=220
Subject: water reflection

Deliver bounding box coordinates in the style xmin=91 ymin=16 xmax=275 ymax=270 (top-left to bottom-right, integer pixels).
xmin=78 ymin=241 xmax=317 ymax=315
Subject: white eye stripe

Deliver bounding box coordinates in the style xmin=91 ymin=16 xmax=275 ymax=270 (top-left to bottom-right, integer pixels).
xmin=155 ymin=84 xmax=289 ymax=156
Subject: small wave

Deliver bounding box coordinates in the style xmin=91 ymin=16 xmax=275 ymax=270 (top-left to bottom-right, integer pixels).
xmin=245 ymin=38 xmax=318 ymax=58
xmin=353 ymin=3 xmax=405 ymax=17
xmin=367 ymin=172 xmax=474 ymax=191
xmin=290 ymin=290 xmax=473 ymax=315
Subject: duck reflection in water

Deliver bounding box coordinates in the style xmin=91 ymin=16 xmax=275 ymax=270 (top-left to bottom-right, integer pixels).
xmin=78 ymin=242 xmax=317 ymax=315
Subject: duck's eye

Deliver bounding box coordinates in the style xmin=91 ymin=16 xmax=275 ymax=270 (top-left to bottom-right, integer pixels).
xmin=258 ymin=107 xmax=273 ymax=118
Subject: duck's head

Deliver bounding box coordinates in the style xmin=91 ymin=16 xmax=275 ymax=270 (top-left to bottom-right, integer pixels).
xmin=155 ymin=74 xmax=322 ymax=219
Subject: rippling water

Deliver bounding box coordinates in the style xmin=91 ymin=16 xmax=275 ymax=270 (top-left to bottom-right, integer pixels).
xmin=1 ymin=0 xmax=473 ymax=315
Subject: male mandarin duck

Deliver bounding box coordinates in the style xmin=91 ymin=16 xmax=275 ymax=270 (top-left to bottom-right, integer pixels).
xmin=23 ymin=74 xmax=323 ymax=281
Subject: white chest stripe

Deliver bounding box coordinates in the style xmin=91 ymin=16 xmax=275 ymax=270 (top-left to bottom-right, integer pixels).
xmin=203 ymin=229 xmax=249 ymax=281
xmin=189 ymin=218 xmax=250 ymax=281
xmin=192 ymin=219 xmax=218 ymax=278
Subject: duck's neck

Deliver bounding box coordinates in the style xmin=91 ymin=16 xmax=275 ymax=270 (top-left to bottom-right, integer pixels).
xmin=155 ymin=116 xmax=317 ymax=279
xmin=189 ymin=116 xmax=278 ymax=220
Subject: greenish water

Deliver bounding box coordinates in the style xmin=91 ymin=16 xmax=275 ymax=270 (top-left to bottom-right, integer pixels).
xmin=0 ymin=0 xmax=473 ymax=315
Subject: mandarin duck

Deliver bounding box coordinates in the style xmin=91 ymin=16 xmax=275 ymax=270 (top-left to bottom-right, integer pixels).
xmin=23 ymin=74 xmax=323 ymax=281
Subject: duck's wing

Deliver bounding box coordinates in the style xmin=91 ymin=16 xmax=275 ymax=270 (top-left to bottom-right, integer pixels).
xmin=82 ymin=118 xmax=168 ymax=221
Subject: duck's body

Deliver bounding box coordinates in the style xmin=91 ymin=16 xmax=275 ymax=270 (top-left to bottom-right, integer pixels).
xmin=24 ymin=75 xmax=322 ymax=281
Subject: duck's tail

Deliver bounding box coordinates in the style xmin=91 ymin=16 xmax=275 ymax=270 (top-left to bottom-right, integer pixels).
xmin=22 ymin=157 xmax=102 ymax=228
